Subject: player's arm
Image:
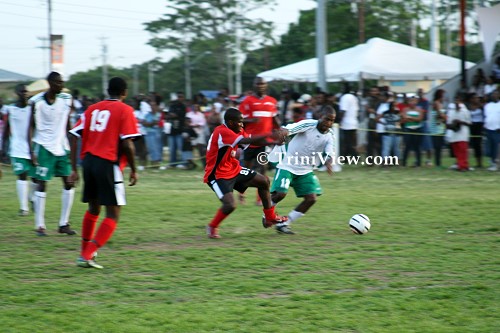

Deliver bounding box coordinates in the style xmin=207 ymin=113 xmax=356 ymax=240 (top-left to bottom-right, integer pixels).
xmin=1 ymin=114 xmax=9 ymax=154
xmin=27 ymin=104 xmax=37 ymax=165
xmin=121 ymin=138 xmax=138 ymax=186
xmin=68 ymin=133 xmax=79 ymax=184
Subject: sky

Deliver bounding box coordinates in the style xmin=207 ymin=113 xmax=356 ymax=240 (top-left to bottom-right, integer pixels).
xmin=0 ymin=0 xmax=316 ymax=79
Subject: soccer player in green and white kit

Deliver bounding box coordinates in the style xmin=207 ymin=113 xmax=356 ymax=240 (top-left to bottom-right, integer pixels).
xmin=2 ymin=84 xmax=38 ymax=216
xmin=28 ymin=72 xmax=76 ymax=236
xmin=269 ymin=107 xmax=336 ymax=234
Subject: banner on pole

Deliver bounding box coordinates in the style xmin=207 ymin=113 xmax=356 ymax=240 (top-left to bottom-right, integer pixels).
xmin=50 ymin=34 xmax=64 ymax=74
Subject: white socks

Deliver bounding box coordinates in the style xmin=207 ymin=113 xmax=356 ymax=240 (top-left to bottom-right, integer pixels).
xmin=287 ymin=210 xmax=305 ymax=225
xmin=34 ymin=191 xmax=46 ymax=229
xmin=59 ymin=188 xmax=75 ymax=226
xmin=16 ymin=180 xmax=29 ymax=211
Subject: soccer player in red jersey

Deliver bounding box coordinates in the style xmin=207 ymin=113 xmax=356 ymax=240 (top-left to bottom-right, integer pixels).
xmin=204 ymin=107 xmax=288 ymax=239
xmin=238 ymin=76 xmax=280 ymax=205
xmin=69 ymin=77 xmax=141 ymax=269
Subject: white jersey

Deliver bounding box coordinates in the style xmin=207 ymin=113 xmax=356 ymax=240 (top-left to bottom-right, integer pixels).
xmin=4 ymin=104 xmax=32 ymax=159
xmin=270 ymin=119 xmax=335 ymax=175
xmin=29 ymin=92 xmax=72 ymax=156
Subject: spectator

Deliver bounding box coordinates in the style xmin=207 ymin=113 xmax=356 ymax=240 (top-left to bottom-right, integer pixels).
xmin=446 ymin=95 xmax=472 ymax=172
xmin=417 ymin=88 xmax=433 ymax=166
xmin=187 ymin=103 xmax=207 ymax=166
xmin=142 ymin=101 xmax=163 ymax=168
xmin=467 ymin=93 xmax=484 ymax=168
xmin=483 ymin=90 xmax=500 ymax=171
xmin=484 ymin=76 xmax=497 ymax=98
xmin=179 ymin=117 xmax=198 ymax=170
xmin=377 ymin=101 xmax=401 ymax=161
xmin=165 ymin=92 xmax=187 ymax=167
xmin=429 ymin=89 xmax=447 ymax=168
xmin=401 ymin=96 xmax=424 ymax=167
xmin=366 ymin=87 xmax=381 ymax=158
xmin=339 ymin=83 xmax=360 ymax=157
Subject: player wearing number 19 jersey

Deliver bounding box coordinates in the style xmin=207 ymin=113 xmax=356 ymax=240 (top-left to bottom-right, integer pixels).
xmin=69 ymin=77 xmax=140 ymax=269
xmin=203 ymin=107 xmax=288 ymax=239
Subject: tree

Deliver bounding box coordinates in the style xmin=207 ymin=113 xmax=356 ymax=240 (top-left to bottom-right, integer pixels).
xmin=144 ymin=0 xmax=276 ymax=96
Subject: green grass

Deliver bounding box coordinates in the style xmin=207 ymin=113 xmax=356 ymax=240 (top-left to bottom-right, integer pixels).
xmin=0 ymin=163 xmax=499 ymax=333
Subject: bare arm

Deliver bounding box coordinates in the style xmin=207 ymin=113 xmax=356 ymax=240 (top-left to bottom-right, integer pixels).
xmin=121 ymin=138 xmax=138 ymax=186
xmin=27 ymin=104 xmax=37 ymax=165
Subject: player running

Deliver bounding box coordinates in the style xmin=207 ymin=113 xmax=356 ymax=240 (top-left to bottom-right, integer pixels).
xmin=204 ymin=107 xmax=288 ymax=239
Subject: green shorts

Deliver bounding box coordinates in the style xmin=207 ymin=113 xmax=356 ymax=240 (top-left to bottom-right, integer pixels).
xmin=34 ymin=145 xmax=71 ymax=181
xmin=271 ymin=168 xmax=322 ymax=197
xmin=11 ymin=157 xmax=35 ymax=177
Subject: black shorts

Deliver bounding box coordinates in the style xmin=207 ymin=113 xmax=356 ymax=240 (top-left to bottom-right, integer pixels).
xmin=243 ymin=146 xmax=266 ymax=162
xmin=208 ymin=167 xmax=257 ymax=200
xmin=82 ymin=154 xmax=126 ymax=206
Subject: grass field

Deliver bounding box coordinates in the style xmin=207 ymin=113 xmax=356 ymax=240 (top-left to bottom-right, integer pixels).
xmin=0 ymin=163 xmax=499 ymax=333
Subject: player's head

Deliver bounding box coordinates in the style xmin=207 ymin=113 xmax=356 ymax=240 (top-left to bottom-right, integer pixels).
xmin=253 ymin=76 xmax=267 ymax=96
xmin=224 ymin=107 xmax=244 ymax=133
xmin=107 ymin=77 xmax=128 ymax=99
xmin=47 ymin=71 xmax=64 ymax=94
xmin=15 ymin=84 xmax=28 ymax=100
xmin=317 ymin=106 xmax=335 ymax=133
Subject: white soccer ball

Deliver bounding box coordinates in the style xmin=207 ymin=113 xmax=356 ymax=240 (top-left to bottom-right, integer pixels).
xmin=349 ymin=214 xmax=371 ymax=234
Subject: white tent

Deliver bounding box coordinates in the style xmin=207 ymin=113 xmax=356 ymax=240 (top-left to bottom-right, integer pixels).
xmin=259 ymin=37 xmax=475 ymax=82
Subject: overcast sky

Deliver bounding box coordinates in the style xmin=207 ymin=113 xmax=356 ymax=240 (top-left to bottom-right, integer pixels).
xmin=0 ymin=0 xmax=316 ymax=79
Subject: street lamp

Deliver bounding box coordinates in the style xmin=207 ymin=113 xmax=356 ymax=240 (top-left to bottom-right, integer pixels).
xmin=184 ymin=50 xmax=212 ymax=100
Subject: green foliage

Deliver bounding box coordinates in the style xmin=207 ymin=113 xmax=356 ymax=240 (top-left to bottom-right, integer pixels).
xmin=0 ymin=163 xmax=499 ymax=332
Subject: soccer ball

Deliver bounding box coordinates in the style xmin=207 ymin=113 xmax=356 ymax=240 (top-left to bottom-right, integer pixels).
xmin=349 ymin=214 xmax=371 ymax=234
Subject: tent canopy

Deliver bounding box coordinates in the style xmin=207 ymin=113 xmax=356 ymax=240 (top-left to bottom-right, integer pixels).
xmin=259 ymin=38 xmax=475 ymax=82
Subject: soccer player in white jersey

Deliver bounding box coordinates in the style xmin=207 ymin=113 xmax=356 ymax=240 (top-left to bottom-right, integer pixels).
xmin=2 ymin=84 xmax=38 ymax=216
xmin=27 ymin=72 xmax=76 ymax=236
xmin=268 ymin=107 xmax=336 ymax=234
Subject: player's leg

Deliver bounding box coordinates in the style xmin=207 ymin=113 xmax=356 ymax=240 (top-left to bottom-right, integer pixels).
xmin=32 ymin=146 xmax=55 ymax=236
xmin=81 ymin=205 xmax=120 ymax=262
xmin=240 ymin=169 xmax=288 ymax=227
xmin=12 ymin=158 xmax=30 ymax=215
xmin=56 ymin=153 xmax=76 ymax=234
xmin=277 ymin=173 xmax=322 ymax=234
xmin=207 ymin=179 xmax=236 ymax=238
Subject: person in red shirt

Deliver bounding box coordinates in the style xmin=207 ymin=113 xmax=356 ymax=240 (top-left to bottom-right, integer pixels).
xmin=238 ymin=76 xmax=280 ymax=205
xmin=69 ymin=77 xmax=141 ymax=269
xmin=204 ymin=107 xmax=287 ymax=239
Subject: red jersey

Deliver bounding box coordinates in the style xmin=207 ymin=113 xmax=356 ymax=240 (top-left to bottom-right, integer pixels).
xmin=70 ymin=100 xmax=140 ymax=165
xmin=239 ymin=94 xmax=277 ymax=147
xmin=203 ymin=124 xmax=248 ymax=183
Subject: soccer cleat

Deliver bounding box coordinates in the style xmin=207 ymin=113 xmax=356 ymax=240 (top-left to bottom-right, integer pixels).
xmin=206 ymin=225 xmax=221 ymax=239
xmin=58 ymin=224 xmax=77 ymax=235
xmin=262 ymin=214 xmax=288 ymax=228
xmin=36 ymin=227 xmax=47 ymax=236
xmin=18 ymin=209 xmax=29 ymax=216
xmin=275 ymin=223 xmax=295 ymax=235
xmin=76 ymin=256 xmax=103 ymax=269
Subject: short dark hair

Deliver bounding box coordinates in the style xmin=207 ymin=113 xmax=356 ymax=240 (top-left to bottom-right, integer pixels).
xmin=47 ymin=71 xmax=61 ymax=82
xmin=224 ymin=107 xmax=241 ymax=123
xmin=107 ymin=77 xmax=127 ymax=96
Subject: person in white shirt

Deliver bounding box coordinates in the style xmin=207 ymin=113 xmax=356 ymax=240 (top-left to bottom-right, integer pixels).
xmin=268 ymin=108 xmax=336 ymax=235
xmin=446 ymin=95 xmax=472 ymax=172
xmin=28 ymin=72 xmax=76 ymax=236
xmin=1 ymin=84 xmax=38 ymax=216
xmin=338 ymin=85 xmax=359 ymax=157
xmin=483 ymin=90 xmax=500 ymax=171
xmin=186 ymin=103 xmax=208 ymax=166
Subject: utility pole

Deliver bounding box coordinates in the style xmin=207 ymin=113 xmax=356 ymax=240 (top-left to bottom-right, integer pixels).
xmin=445 ymin=0 xmax=452 ymax=55
xmin=184 ymin=41 xmax=192 ymax=99
xmin=459 ymin=0 xmax=467 ymax=86
xmin=133 ymin=65 xmax=139 ymax=96
xmin=48 ymin=0 xmax=53 ymax=72
xmin=234 ymin=15 xmax=242 ymax=95
xmin=37 ymin=36 xmax=50 ymax=74
xmin=430 ymin=0 xmax=440 ymax=53
xmin=358 ymin=0 xmax=365 ymax=44
xmin=227 ymin=45 xmax=234 ymax=95
xmin=148 ymin=63 xmax=156 ymax=93
xmin=100 ymin=37 xmax=108 ymax=98
xmin=316 ymin=0 xmax=327 ymax=92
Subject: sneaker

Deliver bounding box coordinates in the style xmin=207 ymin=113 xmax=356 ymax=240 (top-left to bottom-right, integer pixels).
xmin=76 ymin=256 xmax=103 ymax=269
xmin=487 ymin=164 xmax=498 ymax=171
xmin=18 ymin=209 xmax=29 ymax=216
xmin=138 ymin=165 xmax=145 ymax=171
xmin=448 ymin=164 xmax=458 ymax=170
xmin=206 ymin=225 xmax=221 ymax=239
xmin=58 ymin=224 xmax=77 ymax=235
xmin=275 ymin=223 xmax=295 ymax=235
xmin=35 ymin=227 xmax=47 ymax=236
xmin=262 ymin=214 xmax=288 ymax=228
